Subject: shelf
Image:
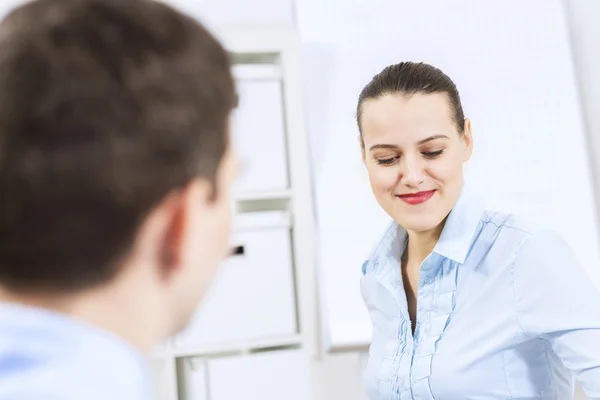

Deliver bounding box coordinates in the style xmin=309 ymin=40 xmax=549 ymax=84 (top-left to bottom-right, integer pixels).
xmin=234 ymin=188 xmax=292 ymax=202
xmin=160 ymin=334 xmax=303 ymax=359
xmin=151 ymin=27 xmax=319 ymax=400
xmin=216 ymin=28 xmax=298 ymax=55
xmin=232 ymin=64 xmax=282 ymax=81
xmin=231 ymin=209 xmax=291 ymax=230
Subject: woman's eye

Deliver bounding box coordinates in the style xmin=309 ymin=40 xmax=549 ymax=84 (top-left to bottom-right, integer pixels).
xmin=376 ymin=157 xmax=397 ymax=165
xmin=422 ymin=150 xmax=443 ymax=159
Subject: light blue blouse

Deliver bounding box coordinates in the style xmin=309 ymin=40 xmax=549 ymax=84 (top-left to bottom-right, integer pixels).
xmin=361 ymin=186 xmax=600 ymax=400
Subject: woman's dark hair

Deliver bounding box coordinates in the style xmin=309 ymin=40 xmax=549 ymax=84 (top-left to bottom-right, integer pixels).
xmin=356 ymin=62 xmax=465 ymax=147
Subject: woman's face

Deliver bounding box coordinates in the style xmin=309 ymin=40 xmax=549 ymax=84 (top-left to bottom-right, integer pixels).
xmin=360 ymin=92 xmax=473 ymax=234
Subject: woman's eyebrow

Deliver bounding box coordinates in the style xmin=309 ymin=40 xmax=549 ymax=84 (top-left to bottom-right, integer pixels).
xmin=417 ymin=134 xmax=450 ymax=145
xmin=369 ymin=134 xmax=449 ymax=151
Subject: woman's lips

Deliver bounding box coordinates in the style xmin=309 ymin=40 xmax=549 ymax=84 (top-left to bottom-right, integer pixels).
xmin=397 ymin=190 xmax=436 ymax=205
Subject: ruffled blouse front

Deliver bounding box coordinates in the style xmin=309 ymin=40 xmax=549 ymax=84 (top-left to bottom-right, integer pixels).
xmin=361 ymin=188 xmax=600 ymax=399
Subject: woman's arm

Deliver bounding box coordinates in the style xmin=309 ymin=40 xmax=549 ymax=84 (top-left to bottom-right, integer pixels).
xmin=513 ymin=229 xmax=600 ymax=399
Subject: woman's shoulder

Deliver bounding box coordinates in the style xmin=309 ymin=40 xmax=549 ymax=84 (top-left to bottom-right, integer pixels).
xmin=476 ymin=208 xmax=570 ymax=264
xmin=480 ymin=209 xmax=538 ymax=234
xmin=479 ymin=208 xmax=549 ymax=244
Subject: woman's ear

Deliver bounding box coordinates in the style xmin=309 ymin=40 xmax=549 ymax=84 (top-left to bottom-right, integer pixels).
xmin=462 ymin=118 xmax=473 ymax=161
xmin=360 ymin=135 xmax=367 ymax=165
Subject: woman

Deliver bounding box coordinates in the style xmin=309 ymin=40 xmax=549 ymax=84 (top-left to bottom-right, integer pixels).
xmin=358 ymin=62 xmax=600 ymax=399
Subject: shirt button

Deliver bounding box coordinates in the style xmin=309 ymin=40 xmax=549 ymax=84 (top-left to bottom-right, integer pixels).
xmin=424 ymin=276 xmax=433 ymax=284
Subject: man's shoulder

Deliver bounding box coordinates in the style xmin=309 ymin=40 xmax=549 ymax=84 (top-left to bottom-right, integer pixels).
xmin=0 ymin=364 xmax=148 ymax=400
xmin=0 ymin=306 xmax=150 ymax=400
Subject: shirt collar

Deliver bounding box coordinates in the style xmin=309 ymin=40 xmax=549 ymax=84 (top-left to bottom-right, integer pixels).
xmin=365 ymin=183 xmax=485 ymax=272
xmin=362 ymin=221 xmax=403 ymax=275
xmin=431 ymin=184 xmax=485 ymax=264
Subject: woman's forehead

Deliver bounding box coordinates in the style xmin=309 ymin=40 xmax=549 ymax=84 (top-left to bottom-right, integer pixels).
xmin=361 ymin=93 xmax=457 ymax=146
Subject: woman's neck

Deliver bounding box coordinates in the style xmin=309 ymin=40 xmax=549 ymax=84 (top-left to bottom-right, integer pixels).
xmin=405 ymin=221 xmax=446 ymax=267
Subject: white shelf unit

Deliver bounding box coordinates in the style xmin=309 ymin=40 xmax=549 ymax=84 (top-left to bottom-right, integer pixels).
xmin=151 ymin=27 xmax=319 ymax=400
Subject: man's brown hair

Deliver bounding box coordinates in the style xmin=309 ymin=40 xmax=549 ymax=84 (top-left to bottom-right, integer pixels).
xmin=0 ymin=0 xmax=236 ymax=291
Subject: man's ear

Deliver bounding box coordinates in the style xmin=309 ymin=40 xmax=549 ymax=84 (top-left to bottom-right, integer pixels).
xmin=159 ymin=195 xmax=184 ymax=277
xmin=125 ymin=188 xmax=184 ymax=283
xmin=158 ymin=178 xmax=214 ymax=279
xmin=149 ymin=189 xmax=186 ymax=281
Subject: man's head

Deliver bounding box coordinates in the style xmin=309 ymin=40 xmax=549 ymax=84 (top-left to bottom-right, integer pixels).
xmin=0 ymin=0 xmax=238 ymax=345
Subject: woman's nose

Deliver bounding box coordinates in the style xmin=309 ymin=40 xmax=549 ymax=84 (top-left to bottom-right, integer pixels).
xmin=399 ymin=156 xmax=425 ymax=188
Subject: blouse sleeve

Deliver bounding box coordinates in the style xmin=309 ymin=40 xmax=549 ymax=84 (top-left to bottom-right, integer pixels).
xmin=513 ymin=229 xmax=600 ymax=399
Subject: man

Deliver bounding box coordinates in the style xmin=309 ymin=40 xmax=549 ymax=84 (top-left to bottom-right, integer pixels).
xmin=0 ymin=0 xmax=238 ymax=398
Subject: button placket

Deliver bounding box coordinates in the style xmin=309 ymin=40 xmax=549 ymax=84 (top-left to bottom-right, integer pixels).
xmin=410 ymin=258 xmax=458 ymax=400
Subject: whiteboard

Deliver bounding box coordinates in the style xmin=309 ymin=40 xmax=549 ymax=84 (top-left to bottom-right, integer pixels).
xmin=296 ymin=0 xmax=600 ymax=351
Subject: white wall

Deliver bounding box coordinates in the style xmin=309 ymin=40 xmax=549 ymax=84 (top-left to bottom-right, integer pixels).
xmin=565 ymin=0 xmax=600 ymax=211
xmin=0 ymin=0 xmax=23 ymax=18
xmin=164 ymin=0 xmax=294 ymax=28
xmin=1 ymin=0 xmax=295 ymax=26
xmin=556 ymin=3 xmax=600 ymax=399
